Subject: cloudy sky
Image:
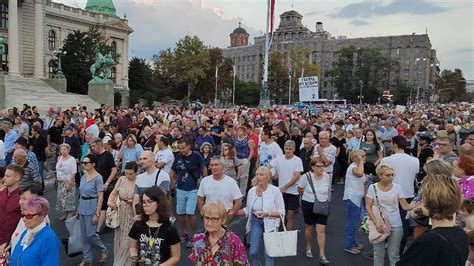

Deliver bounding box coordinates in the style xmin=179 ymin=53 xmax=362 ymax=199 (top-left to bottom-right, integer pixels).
xmin=61 ymin=0 xmax=473 ymax=79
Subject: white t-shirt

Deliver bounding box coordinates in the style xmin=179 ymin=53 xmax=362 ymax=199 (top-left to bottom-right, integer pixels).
xmin=298 ymin=172 xmax=330 ymax=203
xmin=258 ymin=141 xmax=283 ymax=167
xmin=312 ymin=144 xmax=337 ymax=173
xmin=55 ymin=156 xmax=77 ymax=181
xmin=135 ymin=168 xmax=171 ymax=195
xmin=367 ymin=183 xmax=404 ymax=227
xmin=343 ymin=163 xmax=366 ymax=207
xmin=0 ymin=140 xmax=5 ymax=160
xmin=155 ymin=148 xmax=174 ymax=174
xmin=381 ymin=153 xmax=419 ymax=198
xmin=270 ymin=155 xmax=304 ymax=195
xmin=197 ymin=175 xmax=242 ymax=210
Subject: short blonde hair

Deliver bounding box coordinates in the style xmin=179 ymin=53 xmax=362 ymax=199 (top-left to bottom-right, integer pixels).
xmin=349 ymin=150 xmax=365 ymax=162
xmin=255 ymin=166 xmax=272 ymax=180
xmin=201 ymin=200 xmax=227 ymax=224
xmin=422 ymin=174 xmax=462 ymax=220
xmin=375 ymin=164 xmax=394 ymax=177
xmin=423 ymin=159 xmax=453 ymax=177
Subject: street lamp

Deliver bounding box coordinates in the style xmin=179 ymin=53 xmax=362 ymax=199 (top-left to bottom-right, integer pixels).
xmin=53 ymin=49 xmax=67 ymax=79
xmin=415 ymin=57 xmax=427 ymax=104
xmin=332 ymin=75 xmax=338 ymax=105
xmin=358 ymin=80 xmax=363 ymax=105
xmin=430 ymin=63 xmax=440 ymax=102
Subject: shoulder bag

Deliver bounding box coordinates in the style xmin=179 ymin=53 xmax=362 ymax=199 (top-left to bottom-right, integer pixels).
xmin=263 ymin=214 xmax=298 ymax=257
xmin=368 ymin=184 xmax=392 ymax=244
xmin=305 ymin=173 xmax=330 ymax=216
xmin=106 ymin=192 xmax=121 ymax=229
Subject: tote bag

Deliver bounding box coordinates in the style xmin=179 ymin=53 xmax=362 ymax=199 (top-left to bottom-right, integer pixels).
xmin=263 ymin=214 xmax=298 ymax=257
xmin=65 ymin=216 xmax=83 ymax=256
xmin=368 ymin=185 xmax=392 ymax=244
xmin=106 ymin=196 xmax=120 ymax=229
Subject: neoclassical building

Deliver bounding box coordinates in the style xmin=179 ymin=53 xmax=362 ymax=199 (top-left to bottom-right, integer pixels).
xmin=1 ymin=0 xmax=133 ymax=89
xmin=223 ymin=10 xmax=440 ymax=101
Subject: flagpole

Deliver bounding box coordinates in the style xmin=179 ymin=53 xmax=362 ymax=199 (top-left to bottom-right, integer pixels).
xmin=214 ymin=65 xmax=218 ymax=107
xmin=288 ymin=74 xmax=291 ymax=105
xmin=232 ymin=65 xmax=236 ymax=106
xmin=259 ymin=0 xmax=271 ymax=108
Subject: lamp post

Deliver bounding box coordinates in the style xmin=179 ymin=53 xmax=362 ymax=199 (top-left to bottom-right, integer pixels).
xmin=54 ymin=49 xmax=67 ymax=79
xmin=358 ymin=80 xmax=363 ymax=105
xmin=430 ymin=63 xmax=440 ymax=102
xmin=415 ymin=57 xmax=427 ymax=104
xmin=232 ymin=64 xmax=236 ymax=106
xmin=332 ymin=75 xmax=338 ymax=105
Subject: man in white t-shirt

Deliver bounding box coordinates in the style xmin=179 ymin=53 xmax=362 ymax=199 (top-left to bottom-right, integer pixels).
xmin=257 ymin=129 xmax=283 ymax=167
xmin=197 ymin=157 xmax=242 ymax=223
xmin=268 ymin=140 xmax=303 ymax=230
xmin=313 ymin=131 xmax=337 ymax=190
xmin=380 ymin=135 xmax=419 ymax=255
xmin=132 ymin=151 xmax=170 ymax=220
xmin=155 ymin=136 xmax=174 ymax=173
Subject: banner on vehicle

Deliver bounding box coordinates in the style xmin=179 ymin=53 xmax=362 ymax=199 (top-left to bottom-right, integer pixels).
xmin=298 ymin=76 xmax=319 ymax=102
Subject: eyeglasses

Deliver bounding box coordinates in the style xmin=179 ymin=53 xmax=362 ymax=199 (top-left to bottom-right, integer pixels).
xmin=21 ymin=213 xmax=39 ymax=219
xmin=312 ymin=164 xmax=325 ymax=168
xmin=81 ymin=161 xmax=92 ymax=165
xmin=384 ymin=173 xmax=395 ymax=177
xmin=203 ymin=216 xmax=221 ymax=224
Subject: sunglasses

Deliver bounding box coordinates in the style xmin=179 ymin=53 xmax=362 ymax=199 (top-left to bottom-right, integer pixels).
xmin=81 ymin=161 xmax=92 ymax=165
xmin=21 ymin=213 xmax=38 ymax=219
xmin=312 ymin=164 xmax=325 ymax=168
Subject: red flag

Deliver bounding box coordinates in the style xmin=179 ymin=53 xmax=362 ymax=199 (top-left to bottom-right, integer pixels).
xmin=268 ymin=0 xmax=276 ymax=51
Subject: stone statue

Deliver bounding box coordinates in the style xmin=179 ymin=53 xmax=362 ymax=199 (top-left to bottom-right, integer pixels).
xmin=0 ymin=37 xmax=5 ymax=57
xmin=89 ymin=47 xmax=116 ymax=84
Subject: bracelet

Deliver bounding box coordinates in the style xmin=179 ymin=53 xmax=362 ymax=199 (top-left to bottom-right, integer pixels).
xmin=94 ymin=213 xmax=100 ymax=217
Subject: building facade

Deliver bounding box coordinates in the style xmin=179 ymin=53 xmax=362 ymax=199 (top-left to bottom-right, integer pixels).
xmin=1 ymin=0 xmax=132 ymax=89
xmin=223 ymin=10 xmax=440 ymax=102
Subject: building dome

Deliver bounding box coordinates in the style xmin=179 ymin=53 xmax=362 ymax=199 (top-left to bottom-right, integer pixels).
xmin=233 ymin=26 xmax=248 ymax=34
xmin=85 ymin=0 xmax=118 ymax=17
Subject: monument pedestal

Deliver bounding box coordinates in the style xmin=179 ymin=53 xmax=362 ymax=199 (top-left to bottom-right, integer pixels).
xmin=0 ymin=72 xmax=4 ymax=109
xmin=88 ymin=82 xmax=114 ymax=107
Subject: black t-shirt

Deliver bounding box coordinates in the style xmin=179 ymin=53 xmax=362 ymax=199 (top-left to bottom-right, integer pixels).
xmin=64 ymin=136 xmax=81 ymax=159
xmin=48 ymin=125 xmax=63 ymax=144
xmin=418 ymin=147 xmax=434 ymax=169
xmin=337 ymin=138 xmax=347 ymax=161
xmin=94 ymin=151 xmax=116 ymax=182
xmin=29 ymin=135 xmax=47 ymax=161
xmin=128 ymin=220 xmax=180 ymax=264
xmin=397 ymin=227 xmax=468 ymax=266
xmin=276 ymin=133 xmax=288 ymax=150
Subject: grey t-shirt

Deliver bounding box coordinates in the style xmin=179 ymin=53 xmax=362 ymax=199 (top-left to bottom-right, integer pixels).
xmin=134 ymin=168 xmax=171 ymax=196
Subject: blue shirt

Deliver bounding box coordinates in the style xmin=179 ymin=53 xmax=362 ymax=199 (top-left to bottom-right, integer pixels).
xmin=78 ymin=174 xmax=103 ymax=215
xmin=4 ymin=129 xmax=18 ymax=156
xmin=234 ymin=137 xmax=250 ymax=159
xmin=121 ymin=144 xmax=144 ymax=172
xmin=196 ymin=135 xmax=215 ymax=150
xmin=171 ymin=151 xmax=205 ymax=191
xmin=11 ymin=225 xmax=60 ymax=266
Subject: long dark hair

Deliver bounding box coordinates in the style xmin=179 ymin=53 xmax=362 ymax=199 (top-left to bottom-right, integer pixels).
xmin=364 ymin=129 xmax=381 ymax=152
xmin=142 ymin=186 xmax=171 ymax=223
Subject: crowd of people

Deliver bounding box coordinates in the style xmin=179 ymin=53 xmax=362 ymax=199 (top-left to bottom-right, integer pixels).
xmin=0 ymin=101 xmax=473 ymax=265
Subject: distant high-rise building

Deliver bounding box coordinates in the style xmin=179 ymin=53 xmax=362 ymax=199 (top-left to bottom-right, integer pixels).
xmin=223 ymin=10 xmax=440 ymax=103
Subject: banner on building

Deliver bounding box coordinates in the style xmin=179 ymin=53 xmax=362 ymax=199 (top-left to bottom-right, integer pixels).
xmin=298 ymin=76 xmax=319 ymax=101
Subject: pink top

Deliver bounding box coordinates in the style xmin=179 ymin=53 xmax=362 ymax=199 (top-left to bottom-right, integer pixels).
xmin=459 ymin=176 xmax=474 ymax=199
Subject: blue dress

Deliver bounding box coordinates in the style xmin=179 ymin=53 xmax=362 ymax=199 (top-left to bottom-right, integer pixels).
xmin=11 ymin=225 xmax=60 ymax=266
xmin=78 ymin=174 xmax=103 ymax=236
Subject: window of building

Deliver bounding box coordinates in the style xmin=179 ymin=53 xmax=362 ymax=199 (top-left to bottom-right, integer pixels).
xmin=324 ymin=81 xmax=328 ymax=87
xmin=396 ymin=48 xmax=400 ymax=56
xmin=286 ymin=16 xmax=290 ymax=21
xmin=0 ymin=4 xmax=7 ymax=29
xmin=111 ymin=41 xmax=117 ymax=53
xmin=48 ymin=60 xmax=56 ymax=78
xmin=48 ymin=30 xmax=56 ymax=51
xmin=111 ymin=67 xmax=116 ymax=83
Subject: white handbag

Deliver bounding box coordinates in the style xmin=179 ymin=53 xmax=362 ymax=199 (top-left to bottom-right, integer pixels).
xmin=105 ymin=196 xmax=120 ymax=229
xmin=263 ymin=214 xmax=298 ymax=257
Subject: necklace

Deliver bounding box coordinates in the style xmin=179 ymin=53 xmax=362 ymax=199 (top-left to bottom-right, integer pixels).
xmin=147 ymin=222 xmax=161 ymax=247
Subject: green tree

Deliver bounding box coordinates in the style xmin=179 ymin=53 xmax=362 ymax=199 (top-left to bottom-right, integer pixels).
xmin=437 ymin=68 xmax=467 ymax=103
xmin=62 ymin=27 xmax=119 ymax=94
xmin=174 ymin=36 xmax=210 ymax=102
xmin=128 ymin=57 xmax=154 ymax=104
xmin=328 ymin=46 xmax=357 ymax=102
xmin=268 ymin=51 xmax=289 ymax=104
xmin=235 ymin=79 xmax=260 ymax=106
xmin=288 ymin=46 xmax=320 ymax=102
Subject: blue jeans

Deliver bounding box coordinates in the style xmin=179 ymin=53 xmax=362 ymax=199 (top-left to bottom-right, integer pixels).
xmin=37 ymin=160 xmax=45 ymax=180
xmin=249 ymin=216 xmax=274 ymax=266
xmin=344 ymin=199 xmax=360 ymax=250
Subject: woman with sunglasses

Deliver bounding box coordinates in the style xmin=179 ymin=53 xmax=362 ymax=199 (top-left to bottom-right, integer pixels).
xmin=78 ymin=154 xmax=107 ymax=266
xmin=10 ymin=196 xmax=60 ymax=266
xmin=128 ymin=186 xmax=181 ymax=265
xmin=190 ymin=200 xmax=248 ymax=265
xmin=366 ymin=164 xmax=415 ymax=266
xmin=297 ymin=157 xmax=330 ymax=264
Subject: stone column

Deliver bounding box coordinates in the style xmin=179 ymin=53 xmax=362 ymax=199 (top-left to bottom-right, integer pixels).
xmin=122 ymin=38 xmax=129 ymax=88
xmin=34 ymin=0 xmax=44 ymax=78
xmin=7 ymin=0 xmax=20 ymax=76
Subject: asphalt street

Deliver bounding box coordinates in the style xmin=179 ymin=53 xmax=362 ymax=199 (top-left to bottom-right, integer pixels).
xmin=45 ymin=180 xmax=373 ymax=266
